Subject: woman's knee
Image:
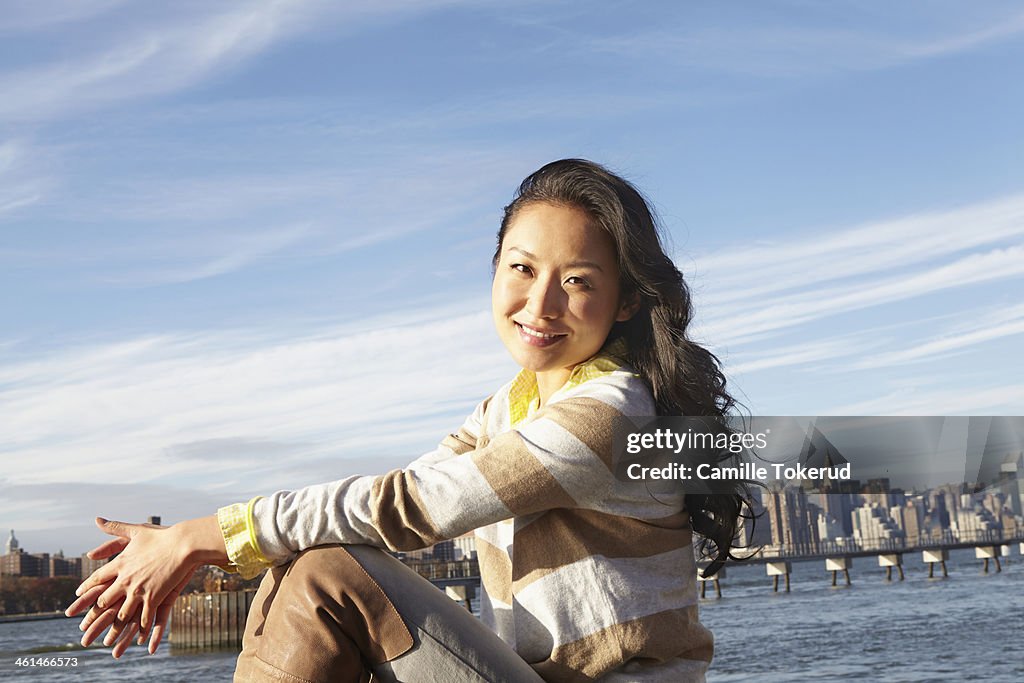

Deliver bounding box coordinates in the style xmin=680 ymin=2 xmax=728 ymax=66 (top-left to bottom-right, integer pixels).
xmin=283 ymin=544 xmax=353 ymax=579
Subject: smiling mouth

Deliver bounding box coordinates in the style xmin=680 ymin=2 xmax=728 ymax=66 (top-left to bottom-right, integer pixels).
xmin=515 ymin=322 xmax=567 ymax=347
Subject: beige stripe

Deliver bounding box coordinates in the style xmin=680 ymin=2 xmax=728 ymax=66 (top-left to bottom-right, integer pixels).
xmin=512 ymin=508 xmax=692 ymax=588
xmin=542 ymin=397 xmax=620 ymax=470
xmin=533 ymin=607 xmax=713 ymax=680
xmin=369 ymin=470 xmax=444 ymax=550
xmin=475 ymin=536 xmax=513 ymax=605
xmin=440 ymin=426 xmax=476 ymax=455
xmin=471 ymin=431 xmax=577 ymax=515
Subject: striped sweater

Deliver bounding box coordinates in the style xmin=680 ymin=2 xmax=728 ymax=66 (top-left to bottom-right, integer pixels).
xmin=219 ymin=351 xmax=713 ymax=681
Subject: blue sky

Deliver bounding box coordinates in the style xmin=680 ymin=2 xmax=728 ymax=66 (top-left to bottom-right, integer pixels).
xmin=1 ymin=1 xmax=1023 ymax=556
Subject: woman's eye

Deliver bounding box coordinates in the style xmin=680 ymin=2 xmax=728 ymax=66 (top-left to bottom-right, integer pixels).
xmin=511 ymin=263 xmax=531 ymax=274
xmin=565 ymin=276 xmax=591 ymax=287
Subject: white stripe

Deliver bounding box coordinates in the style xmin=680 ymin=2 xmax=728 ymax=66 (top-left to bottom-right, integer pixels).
xmin=512 ymin=546 xmax=699 ymax=649
xmin=516 ymin=417 xmax=613 ymax=505
xmin=409 ymin=456 xmax=513 ymax=537
xmin=557 ymin=370 xmax=656 ymax=418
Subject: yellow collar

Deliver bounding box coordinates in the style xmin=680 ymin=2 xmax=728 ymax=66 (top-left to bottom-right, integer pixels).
xmin=507 ymin=337 xmax=629 ymax=426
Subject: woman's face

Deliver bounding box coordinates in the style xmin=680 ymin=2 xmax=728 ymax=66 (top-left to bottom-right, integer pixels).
xmin=492 ymin=201 xmax=635 ymax=385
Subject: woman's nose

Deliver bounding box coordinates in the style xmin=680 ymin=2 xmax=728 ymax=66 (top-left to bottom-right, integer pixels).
xmin=526 ymin=277 xmax=565 ymax=319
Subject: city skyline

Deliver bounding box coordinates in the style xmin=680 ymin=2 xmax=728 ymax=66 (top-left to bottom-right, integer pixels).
xmin=2 ymin=2 xmax=1023 ymax=555
xmin=4 ymin=469 xmax=1021 ymax=581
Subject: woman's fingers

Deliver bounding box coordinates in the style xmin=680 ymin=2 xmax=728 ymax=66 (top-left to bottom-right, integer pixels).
xmin=65 ymin=584 xmax=105 ymax=618
xmin=86 ymin=536 xmax=130 ymax=561
xmin=117 ymin=587 xmax=143 ymax=623
xmin=78 ymin=597 xmax=113 ymax=634
xmin=94 ymin=585 xmax=125 ymax=612
xmin=95 ymin=516 xmax=138 ymax=538
xmin=139 ymin=599 xmax=155 ymax=638
xmin=141 ymin=567 xmax=193 ymax=649
xmin=102 ymin=612 xmax=130 ymax=648
xmin=81 ymin=602 xmax=122 ymax=648
xmin=112 ymin=622 xmax=140 ymax=659
xmin=75 ymin=562 xmax=118 ymax=598
xmin=147 ymin=602 xmax=173 ymax=654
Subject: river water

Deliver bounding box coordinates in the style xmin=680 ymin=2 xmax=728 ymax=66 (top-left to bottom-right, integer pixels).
xmin=1 ymin=548 xmax=1020 ymax=681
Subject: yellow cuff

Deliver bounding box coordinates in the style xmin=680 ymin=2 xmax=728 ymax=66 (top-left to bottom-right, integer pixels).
xmin=217 ymin=497 xmax=270 ymax=580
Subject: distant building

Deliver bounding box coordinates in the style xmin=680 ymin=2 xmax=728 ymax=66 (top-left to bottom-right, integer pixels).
xmin=763 ymin=484 xmax=820 ymax=553
xmin=49 ymin=550 xmax=81 ymax=578
xmin=899 ymin=497 xmax=927 ymax=544
xmin=851 ymin=503 xmax=903 ymax=547
xmin=4 ymin=529 xmax=19 ymax=554
xmin=1 ymin=550 xmax=49 ymax=577
xmin=452 ymin=532 xmax=477 ymax=560
xmin=80 ymin=554 xmax=109 ymax=580
xmin=997 ymin=451 xmax=1024 ymax=516
xmin=430 ymin=540 xmax=457 ymax=562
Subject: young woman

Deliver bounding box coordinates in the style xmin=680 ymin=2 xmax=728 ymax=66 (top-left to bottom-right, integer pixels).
xmin=67 ymin=159 xmax=748 ymax=682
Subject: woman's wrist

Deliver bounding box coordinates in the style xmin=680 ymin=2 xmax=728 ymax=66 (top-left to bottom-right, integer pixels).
xmin=178 ymin=515 xmax=230 ymax=565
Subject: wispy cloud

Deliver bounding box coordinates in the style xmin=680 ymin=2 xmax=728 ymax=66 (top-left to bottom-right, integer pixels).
xmin=0 ymin=0 xmax=127 ymax=33
xmin=0 ymin=0 xmax=488 ymax=123
xmin=854 ymin=303 xmax=1024 ymax=369
xmin=583 ymin=9 xmax=1024 ymax=78
xmin=0 ymin=139 xmax=52 ymax=217
xmin=828 ymin=383 xmax=1024 ymax=416
xmin=727 ymin=335 xmax=880 ymax=375
xmin=708 ymin=243 xmax=1024 ymax=343
xmin=0 ymin=304 xmax=513 ymax=495
xmin=690 ymin=193 xmax=1024 ymax=344
xmin=0 ymin=1 xmax=328 ymax=122
xmin=693 ymin=193 xmax=1024 ymax=306
xmin=101 ymin=222 xmax=317 ymax=285
xmin=7 ymin=147 xmax=525 ymax=284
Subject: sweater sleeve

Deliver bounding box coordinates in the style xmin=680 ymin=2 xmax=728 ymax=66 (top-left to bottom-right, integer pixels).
xmin=217 ymin=396 xmax=490 ymax=576
xmin=248 ymin=374 xmax=650 ymax=566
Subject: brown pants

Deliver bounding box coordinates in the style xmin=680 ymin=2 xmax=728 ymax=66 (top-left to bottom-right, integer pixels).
xmin=234 ymin=545 xmax=544 ymax=683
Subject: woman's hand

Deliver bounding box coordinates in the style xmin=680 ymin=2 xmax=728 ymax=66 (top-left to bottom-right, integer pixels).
xmin=66 ymin=515 xmax=228 ymax=655
xmin=68 ymin=569 xmax=194 ymax=657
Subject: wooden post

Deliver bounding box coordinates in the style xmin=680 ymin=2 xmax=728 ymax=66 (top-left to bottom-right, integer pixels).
xmin=170 ymin=589 xmax=258 ymax=649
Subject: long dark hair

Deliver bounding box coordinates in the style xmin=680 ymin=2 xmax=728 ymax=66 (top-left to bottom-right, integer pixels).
xmin=493 ymin=158 xmax=753 ymax=575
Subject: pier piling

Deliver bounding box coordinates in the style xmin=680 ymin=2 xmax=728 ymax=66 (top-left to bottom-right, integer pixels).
xmin=825 ymin=557 xmax=852 ymax=586
xmin=766 ymin=561 xmax=792 ymax=593
xmin=922 ymin=549 xmax=949 ymax=578
xmin=878 ymin=553 xmax=904 ymax=581
xmin=444 ymin=585 xmax=475 ymax=611
xmin=698 ymin=567 xmax=725 ymax=598
xmin=975 ymin=546 xmax=1001 ymax=573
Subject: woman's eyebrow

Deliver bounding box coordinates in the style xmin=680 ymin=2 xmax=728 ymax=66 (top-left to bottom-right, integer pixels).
xmin=508 ymin=246 xmax=604 ymax=272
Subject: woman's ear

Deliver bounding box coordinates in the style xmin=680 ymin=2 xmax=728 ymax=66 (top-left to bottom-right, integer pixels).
xmin=616 ymin=292 xmax=641 ymax=322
